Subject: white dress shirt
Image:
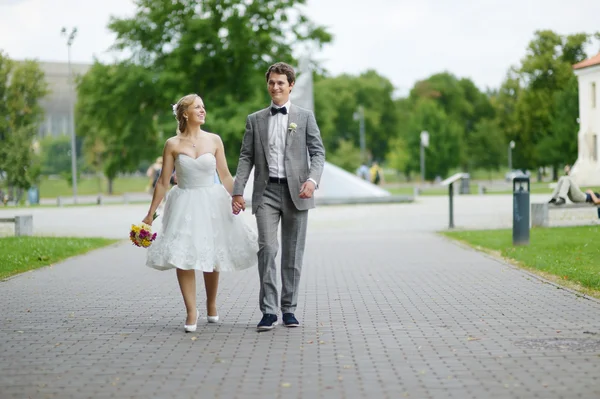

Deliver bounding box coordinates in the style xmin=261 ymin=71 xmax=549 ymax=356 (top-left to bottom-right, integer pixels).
xmin=267 ymin=100 xmax=318 ymax=188
xmin=268 ymin=100 xmax=290 ymax=179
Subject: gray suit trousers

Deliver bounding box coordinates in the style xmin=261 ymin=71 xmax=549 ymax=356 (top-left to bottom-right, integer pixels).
xmin=255 ymin=181 xmax=308 ymax=315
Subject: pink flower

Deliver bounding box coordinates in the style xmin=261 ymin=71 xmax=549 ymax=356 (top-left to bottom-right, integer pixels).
xmin=151 ymin=233 xmax=157 ymax=240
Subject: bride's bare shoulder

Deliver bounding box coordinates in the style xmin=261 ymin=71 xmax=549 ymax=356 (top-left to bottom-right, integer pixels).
xmin=206 ymin=131 xmax=223 ymax=143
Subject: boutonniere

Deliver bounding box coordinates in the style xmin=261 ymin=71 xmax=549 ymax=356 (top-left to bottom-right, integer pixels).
xmin=288 ymin=122 xmax=297 ymax=135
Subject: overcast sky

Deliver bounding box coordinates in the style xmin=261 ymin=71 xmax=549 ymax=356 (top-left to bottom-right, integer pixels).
xmin=1 ymin=0 xmax=598 ymax=96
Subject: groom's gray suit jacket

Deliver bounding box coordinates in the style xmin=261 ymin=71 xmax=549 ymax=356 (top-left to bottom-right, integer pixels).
xmin=233 ymin=104 xmax=326 ymax=214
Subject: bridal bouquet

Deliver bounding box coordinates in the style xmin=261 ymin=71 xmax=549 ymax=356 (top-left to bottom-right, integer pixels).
xmin=129 ymin=223 xmax=157 ymax=248
xmin=129 ymin=212 xmax=158 ymax=248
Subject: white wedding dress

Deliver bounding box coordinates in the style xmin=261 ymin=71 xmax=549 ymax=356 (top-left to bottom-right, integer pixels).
xmin=146 ymin=153 xmax=258 ymax=272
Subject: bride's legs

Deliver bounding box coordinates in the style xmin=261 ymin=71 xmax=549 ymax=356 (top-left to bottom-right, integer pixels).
xmin=203 ymin=271 xmax=219 ymax=316
xmin=176 ymin=269 xmax=197 ymax=324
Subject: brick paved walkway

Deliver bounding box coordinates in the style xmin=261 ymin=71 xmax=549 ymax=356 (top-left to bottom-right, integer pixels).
xmin=1 ymin=207 xmax=600 ymax=398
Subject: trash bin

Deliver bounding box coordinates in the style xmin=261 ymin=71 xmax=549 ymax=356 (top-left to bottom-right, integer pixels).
xmin=513 ymin=177 xmax=530 ymax=246
xmin=459 ymin=173 xmax=470 ymax=194
xmin=27 ymin=186 xmax=39 ymax=205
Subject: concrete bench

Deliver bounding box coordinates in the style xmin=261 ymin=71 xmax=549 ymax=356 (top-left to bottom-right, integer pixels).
xmin=0 ymin=215 xmax=33 ymax=236
xmin=531 ymin=202 xmax=598 ymax=227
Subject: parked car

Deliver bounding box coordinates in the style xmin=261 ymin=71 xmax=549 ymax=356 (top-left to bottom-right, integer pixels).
xmin=505 ymin=169 xmax=530 ymax=182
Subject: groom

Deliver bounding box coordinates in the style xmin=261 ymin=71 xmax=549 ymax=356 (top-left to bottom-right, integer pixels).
xmin=232 ymin=62 xmax=326 ymax=331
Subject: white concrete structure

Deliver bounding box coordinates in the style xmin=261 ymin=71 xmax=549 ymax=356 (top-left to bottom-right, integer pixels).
xmin=15 ymin=60 xmax=91 ymax=139
xmin=571 ymin=53 xmax=600 ymax=186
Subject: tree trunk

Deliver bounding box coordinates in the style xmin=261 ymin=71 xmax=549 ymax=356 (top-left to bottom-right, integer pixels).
xmin=552 ymin=165 xmax=558 ymax=181
xmin=108 ymin=178 xmax=114 ymax=195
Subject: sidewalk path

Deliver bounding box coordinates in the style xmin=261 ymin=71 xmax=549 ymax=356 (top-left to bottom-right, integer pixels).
xmin=1 ymin=199 xmax=600 ymax=398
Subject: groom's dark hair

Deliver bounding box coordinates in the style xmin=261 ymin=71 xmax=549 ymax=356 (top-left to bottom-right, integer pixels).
xmin=265 ymin=62 xmax=296 ymax=85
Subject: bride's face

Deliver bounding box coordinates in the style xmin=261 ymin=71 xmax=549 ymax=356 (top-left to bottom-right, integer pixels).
xmin=184 ymin=97 xmax=206 ymax=125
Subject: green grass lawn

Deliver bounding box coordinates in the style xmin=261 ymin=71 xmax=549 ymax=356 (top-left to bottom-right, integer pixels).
xmin=38 ymin=176 xmax=149 ymax=198
xmin=0 ymin=236 xmax=119 ymax=279
xmin=443 ymin=226 xmax=600 ymax=297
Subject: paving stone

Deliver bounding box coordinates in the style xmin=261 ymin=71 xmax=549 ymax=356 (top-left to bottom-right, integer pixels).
xmin=1 ymin=209 xmax=600 ymax=398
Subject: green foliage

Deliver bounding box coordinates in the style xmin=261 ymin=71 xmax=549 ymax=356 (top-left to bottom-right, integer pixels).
xmin=499 ymin=30 xmax=592 ymax=170
xmin=0 ymin=52 xmax=48 ymax=191
xmin=385 ymin=137 xmax=410 ymax=174
xmin=538 ymin=74 xmax=579 ymax=168
xmin=73 ymin=13 xmax=598 ymax=181
xmin=468 ymin=119 xmax=506 ymax=173
xmin=77 ymin=0 xmax=332 ymax=177
xmin=39 ymin=135 xmax=72 ymax=175
xmin=405 ymin=99 xmax=463 ymax=180
xmin=407 ymin=72 xmax=495 ymax=171
xmin=76 ymin=61 xmax=162 ymax=192
xmin=313 ymin=70 xmax=399 ymax=161
xmin=326 ymin=139 xmax=362 ymax=173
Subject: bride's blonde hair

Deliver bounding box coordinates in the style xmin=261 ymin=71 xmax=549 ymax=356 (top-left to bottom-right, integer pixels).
xmin=172 ymin=94 xmax=200 ymax=134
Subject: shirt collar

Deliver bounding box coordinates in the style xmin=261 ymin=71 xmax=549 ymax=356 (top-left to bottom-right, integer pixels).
xmin=271 ymin=100 xmax=291 ymax=112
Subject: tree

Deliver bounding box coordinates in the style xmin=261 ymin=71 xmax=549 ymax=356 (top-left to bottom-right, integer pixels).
xmin=538 ymin=74 xmax=579 ymax=179
xmin=499 ymin=30 xmax=592 ymax=170
xmin=405 ymin=99 xmax=463 ymax=180
xmin=39 ymin=135 xmax=72 ymax=175
xmin=468 ymin=119 xmax=506 ymax=179
xmin=326 ymin=139 xmax=362 ymax=173
xmin=407 ymin=72 xmax=495 ymax=171
xmin=0 ymin=52 xmax=48 ymax=199
xmin=76 ymin=62 xmax=161 ymax=194
xmin=313 ymin=70 xmax=399 ymax=161
xmin=78 ymin=0 xmax=333 ymax=174
xmin=385 ymin=137 xmax=410 ymax=178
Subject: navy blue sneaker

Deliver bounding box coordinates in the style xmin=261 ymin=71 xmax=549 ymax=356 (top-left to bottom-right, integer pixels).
xmin=282 ymin=313 xmax=300 ymax=327
xmin=257 ymin=314 xmax=278 ymax=331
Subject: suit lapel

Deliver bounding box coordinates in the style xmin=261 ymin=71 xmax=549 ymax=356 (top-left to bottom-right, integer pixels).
xmin=257 ymin=108 xmax=270 ymax=164
xmin=285 ymin=104 xmax=297 ymax=153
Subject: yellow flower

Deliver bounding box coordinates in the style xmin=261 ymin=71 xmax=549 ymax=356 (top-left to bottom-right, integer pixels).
xmin=141 ymin=239 xmax=151 ymax=248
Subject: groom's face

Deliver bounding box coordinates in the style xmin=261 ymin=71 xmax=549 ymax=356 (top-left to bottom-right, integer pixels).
xmin=268 ymin=73 xmax=294 ymax=106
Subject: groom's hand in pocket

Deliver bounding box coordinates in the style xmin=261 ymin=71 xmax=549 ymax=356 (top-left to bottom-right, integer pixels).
xmin=232 ymin=195 xmax=245 ymax=214
xmin=299 ymin=180 xmax=316 ymax=199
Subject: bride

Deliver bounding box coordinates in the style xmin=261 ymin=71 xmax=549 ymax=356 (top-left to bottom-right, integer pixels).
xmin=142 ymin=94 xmax=257 ymax=332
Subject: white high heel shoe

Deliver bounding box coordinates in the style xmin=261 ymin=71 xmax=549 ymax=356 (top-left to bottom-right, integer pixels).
xmin=184 ymin=309 xmax=199 ymax=333
xmin=207 ymin=314 xmax=219 ymax=323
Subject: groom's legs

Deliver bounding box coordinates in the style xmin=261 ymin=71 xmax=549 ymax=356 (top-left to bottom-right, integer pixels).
xmin=255 ymin=184 xmax=282 ymax=315
xmin=280 ymin=193 xmax=308 ymax=314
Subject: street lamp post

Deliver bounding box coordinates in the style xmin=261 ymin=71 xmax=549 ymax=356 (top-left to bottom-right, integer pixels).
xmin=353 ymin=106 xmax=366 ymax=162
xmin=508 ymin=140 xmax=515 ymax=171
xmin=61 ymin=27 xmax=78 ymax=204
xmin=420 ymin=131 xmax=429 ymax=183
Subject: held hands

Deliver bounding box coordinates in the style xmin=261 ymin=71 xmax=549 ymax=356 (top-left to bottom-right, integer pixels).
xmin=232 ymin=195 xmax=246 ymax=215
xmin=299 ymin=180 xmax=316 ymax=199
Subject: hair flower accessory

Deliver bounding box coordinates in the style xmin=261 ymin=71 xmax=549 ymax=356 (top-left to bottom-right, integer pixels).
xmin=172 ymin=103 xmax=178 ymax=117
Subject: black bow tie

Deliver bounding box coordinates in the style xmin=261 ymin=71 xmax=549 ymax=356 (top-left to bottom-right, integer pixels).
xmin=270 ymin=106 xmax=287 ymax=116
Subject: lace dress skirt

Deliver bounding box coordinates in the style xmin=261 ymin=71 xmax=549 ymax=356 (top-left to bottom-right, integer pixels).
xmin=146 ymin=184 xmax=258 ymax=272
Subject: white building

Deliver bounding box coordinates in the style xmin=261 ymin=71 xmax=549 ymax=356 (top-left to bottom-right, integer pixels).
xmin=35 ymin=61 xmax=91 ymax=138
xmin=571 ymin=53 xmax=600 ymax=186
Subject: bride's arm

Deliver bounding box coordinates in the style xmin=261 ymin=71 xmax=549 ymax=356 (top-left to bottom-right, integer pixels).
xmin=143 ymin=140 xmax=175 ymax=224
xmin=214 ymin=135 xmax=234 ymax=196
